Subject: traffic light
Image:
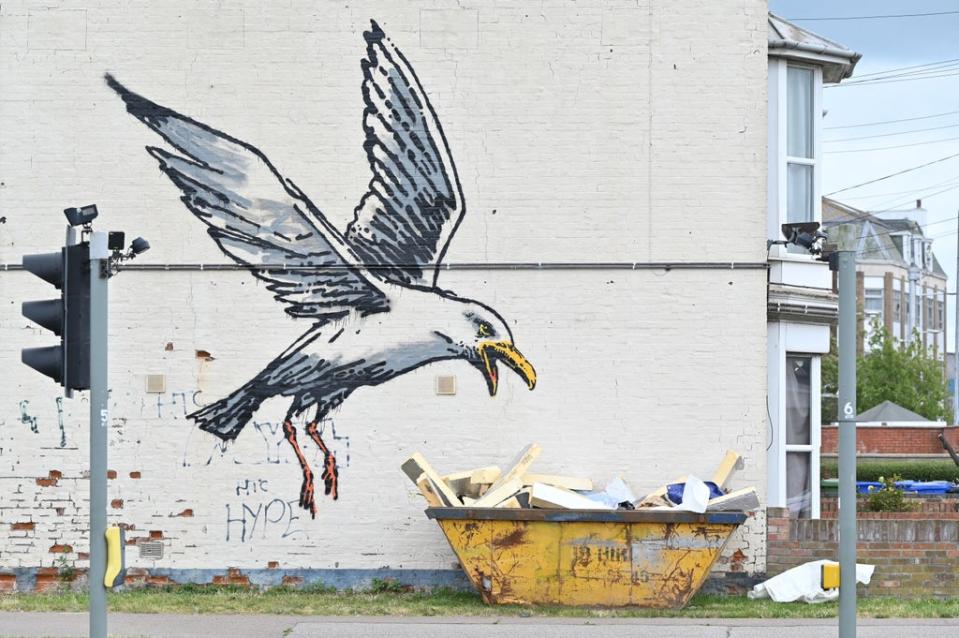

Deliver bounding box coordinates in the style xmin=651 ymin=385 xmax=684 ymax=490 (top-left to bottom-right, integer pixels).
xmin=21 ymin=241 xmax=91 ymax=391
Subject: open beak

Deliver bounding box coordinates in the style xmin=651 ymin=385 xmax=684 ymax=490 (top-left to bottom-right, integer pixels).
xmin=476 ymin=340 xmax=536 ymax=396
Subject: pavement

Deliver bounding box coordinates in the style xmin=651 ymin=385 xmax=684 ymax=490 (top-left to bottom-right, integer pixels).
xmin=2 ymin=614 xmax=959 ymax=638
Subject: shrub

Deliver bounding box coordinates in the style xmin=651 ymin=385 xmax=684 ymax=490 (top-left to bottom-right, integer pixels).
xmin=864 ymin=474 xmax=917 ymax=512
xmin=821 ymin=459 xmax=959 ymax=482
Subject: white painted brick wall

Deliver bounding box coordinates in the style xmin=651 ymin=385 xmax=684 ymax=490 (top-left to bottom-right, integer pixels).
xmin=0 ymin=0 xmax=769 ymax=580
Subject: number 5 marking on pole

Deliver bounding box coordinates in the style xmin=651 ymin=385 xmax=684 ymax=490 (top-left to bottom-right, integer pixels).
xmin=100 ymin=408 xmax=109 ymax=428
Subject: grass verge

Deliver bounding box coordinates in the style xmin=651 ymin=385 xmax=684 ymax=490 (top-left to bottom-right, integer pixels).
xmin=1 ymin=586 xmax=958 ymax=618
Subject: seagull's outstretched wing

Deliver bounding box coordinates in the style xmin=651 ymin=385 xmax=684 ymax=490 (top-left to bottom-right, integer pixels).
xmin=345 ymin=21 xmax=466 ymax=288
xmin=106 ymin=74 xmax=389 ymax=323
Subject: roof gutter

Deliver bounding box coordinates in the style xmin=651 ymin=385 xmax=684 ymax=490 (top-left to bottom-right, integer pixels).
xmin=768 ymin=39 xmax=862 ymax=79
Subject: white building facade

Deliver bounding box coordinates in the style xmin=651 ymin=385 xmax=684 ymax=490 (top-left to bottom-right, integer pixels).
xmin=765 ymin=15 xmax=860 ymax=519
xmin=2 ymin=1 xmax=774 ymax=590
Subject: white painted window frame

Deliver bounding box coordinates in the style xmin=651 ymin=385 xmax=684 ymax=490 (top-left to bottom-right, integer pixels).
xmin=768 ymin=59 xmax=823 ymax=258
xmin=767 ymin=324 xmax=823 ymax=519
xmin=784 ymin=355 xmax=821 ymax=520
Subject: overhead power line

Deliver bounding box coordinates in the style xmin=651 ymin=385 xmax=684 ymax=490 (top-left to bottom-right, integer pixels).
xmin=844 ymin=61 xmax=959 ymax=84
xmin=826 ymin=121 xmax=959 ymax=143
xmin=872 ymin=184 xmax=959 ymax=214
xmin=825 ymin=133 xmax=959 ymax=154
xmin=825 ymin=152 xmax=959 ymax=195
xmin=790 ymin=10 xmax=959 ymax=21
xmin=852 ymin=58 xmax=959 ymax=80
xmin=825 ymin=108 xmax=959 ymax=130
xmin=843 ymin=175 xmax=959 ymax=200
xmin=828 ymin=69 xmax=959 ymax=88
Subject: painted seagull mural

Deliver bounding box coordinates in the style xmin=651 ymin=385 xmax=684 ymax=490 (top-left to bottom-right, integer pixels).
xmin=106 ymin=21 xmax=536 ymax=517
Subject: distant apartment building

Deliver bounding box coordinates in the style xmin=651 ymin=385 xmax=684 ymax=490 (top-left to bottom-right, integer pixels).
xmin=822 ymin=198 xmax=948 ymax=360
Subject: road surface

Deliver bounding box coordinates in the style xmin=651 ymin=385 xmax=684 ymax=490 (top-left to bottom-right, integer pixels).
xmin=2 ymin=613 xmax=959 ymax=637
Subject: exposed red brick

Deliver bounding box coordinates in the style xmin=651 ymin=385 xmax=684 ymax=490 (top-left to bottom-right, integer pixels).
xmin=129 ymin=471 xmax=142 ymax=479
xmin=173 ymin=509 xmax=193 ymax=518
xmin=212 ymin=568 xmax=249 ymax=587
xmin=0 ymin=574 xmax=16 ymax=593
xmin=107 ymin=470 xmax=117 ymax=479
xmin=77 ymin=552 xmax=89 ymax=560
xmin=122 ymin=568 xmax=149 ymax=588
xmin=49 ymin=544 xmax=72 ymax=554
xmin=11 ymin=521 xmax=35 ymax=531
xmin=149 ymin=530 xmax=163 ymax=539
xmin=729 ymin=549 xmax=747 ymax=573
xmin=34 ymin=574 xmax=60 ymax=593
xmin=281 ymin=575 xmax=303 ymax=586
xmin=111 ymin=499 xmax=124 ymax=509
xmin=267 ymin=561 xmax=279 ymax=569
xmin=36 ymin=470 xmax=61 ymax=487
xmin=147 ymin=576 xmax=173 ymax=586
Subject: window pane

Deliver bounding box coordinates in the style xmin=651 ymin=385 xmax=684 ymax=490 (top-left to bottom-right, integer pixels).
xmin=786 ymin=355 xmax=811 ymax=445
xmin=788 ymin=66 xmax=814 ymax=159
xmin=787 ymin=163 xmax=813 ymax=224
xmin=787 ymin=451 xmax=812 ymax=518
xmin=864 ymin=288 xmax=883 ymax=313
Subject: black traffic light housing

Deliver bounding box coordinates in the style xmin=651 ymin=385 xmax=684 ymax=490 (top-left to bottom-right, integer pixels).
xmin=21 ymin=242 xmax=91 ymax=391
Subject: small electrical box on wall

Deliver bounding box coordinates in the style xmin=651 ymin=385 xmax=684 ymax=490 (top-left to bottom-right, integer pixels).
xmin=435 ymin=375 xmax=456 ymax=396
xmin=145 ymin=374 xmax=166 ymax=394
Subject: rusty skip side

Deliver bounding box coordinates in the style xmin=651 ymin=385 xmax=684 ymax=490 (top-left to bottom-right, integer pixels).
xmin=430 ymin=508 xmax=746 ymax=608
xmin=427 ymin=507 xmax=747 ymax=525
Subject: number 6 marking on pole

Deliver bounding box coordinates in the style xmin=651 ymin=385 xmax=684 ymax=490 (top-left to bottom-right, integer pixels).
xmin=843 ymin=402 xmax=854 ymax=418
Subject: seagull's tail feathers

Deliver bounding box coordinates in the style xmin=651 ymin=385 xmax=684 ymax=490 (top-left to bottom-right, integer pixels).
xmin=189 ymin=380 xmax=265 ymax=441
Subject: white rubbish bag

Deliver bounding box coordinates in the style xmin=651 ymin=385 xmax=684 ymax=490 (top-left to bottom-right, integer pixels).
xmin=748 ymin=559 xmax=875 ymax=604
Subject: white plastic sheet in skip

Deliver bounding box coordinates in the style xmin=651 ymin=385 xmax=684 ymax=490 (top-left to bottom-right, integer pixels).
xmin=748 ymin=559 xmax=875 ymax=603
xmin=673 ymin=475 xmax=709 ymax=513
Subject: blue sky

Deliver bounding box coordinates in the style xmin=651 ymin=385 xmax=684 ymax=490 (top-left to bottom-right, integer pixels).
xmin=771 ymin=1 xmax=959 ymax=350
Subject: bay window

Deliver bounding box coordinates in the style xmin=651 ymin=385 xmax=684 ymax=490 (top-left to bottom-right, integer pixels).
xmin=786 ymin=67 xmax=815 ymax=226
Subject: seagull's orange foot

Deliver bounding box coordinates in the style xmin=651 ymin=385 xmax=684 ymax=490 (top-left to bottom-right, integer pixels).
xmin=284 ymin=419 xmax=317 ymax=519
xmin=307 ymin=421 xmax=339 ymax=501
xmin=321 ymin=452 xmax=338 ymax=500
xmin=299 ymin=467 xmax=317 ymax=518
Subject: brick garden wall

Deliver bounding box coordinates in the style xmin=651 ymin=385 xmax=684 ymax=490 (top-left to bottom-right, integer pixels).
xmin=821 ymin=425 xmax=959 ymax=456
xmin=767 ymin=497 xmax=959 ymax=598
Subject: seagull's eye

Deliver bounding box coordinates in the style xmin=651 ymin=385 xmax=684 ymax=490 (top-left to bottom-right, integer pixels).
xmin=477 ymin=322 xmax=493 ymax=338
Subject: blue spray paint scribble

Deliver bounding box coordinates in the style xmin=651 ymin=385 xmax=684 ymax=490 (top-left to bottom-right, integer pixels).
xmin=19 ymin=401 xmax=38 ymax=434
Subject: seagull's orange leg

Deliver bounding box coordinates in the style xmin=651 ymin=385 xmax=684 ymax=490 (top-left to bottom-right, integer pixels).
xmin=283 ymin=420 xmax=316 ymax=518
xmin=305 ymin=420 xmax=338 ymax=500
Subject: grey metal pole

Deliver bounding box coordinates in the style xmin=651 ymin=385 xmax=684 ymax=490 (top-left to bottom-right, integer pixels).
xmin=953 ymin=213 xmax=958 ymax=423
xmin=837 ymin=249 xmax=857 ymax=638
xmin=88 ymin=232 xmax=109 ymax=638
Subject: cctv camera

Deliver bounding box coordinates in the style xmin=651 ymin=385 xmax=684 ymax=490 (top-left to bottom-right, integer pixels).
xmin=130 ymin=237 xmax=150 ymax=256
xmin=63 ymin=205 xmax=99 ymax=227
xmin=781 ymin=222 xmax=825 ymax=253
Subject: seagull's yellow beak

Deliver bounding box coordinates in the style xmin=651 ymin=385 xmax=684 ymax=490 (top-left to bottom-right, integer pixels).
xmin=477 ymin=340 xmax=536 ymax=396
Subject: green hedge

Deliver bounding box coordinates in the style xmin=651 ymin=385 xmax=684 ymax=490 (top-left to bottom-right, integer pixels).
xmin=821 ymin=459 xmax=959 ymax=482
